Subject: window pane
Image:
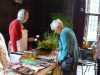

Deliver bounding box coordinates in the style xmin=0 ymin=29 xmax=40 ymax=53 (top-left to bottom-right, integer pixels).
xmin=87 ymin=15 xmax=98 ymax=41
xmin=85 ymin=0 xmax=100 ymax=41
xmin=86 ymin=0 xmax=100 ymax=13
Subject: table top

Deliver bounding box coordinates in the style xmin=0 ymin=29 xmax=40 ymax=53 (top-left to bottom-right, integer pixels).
xmin=2 ymin=62 xmax=57 ymax=75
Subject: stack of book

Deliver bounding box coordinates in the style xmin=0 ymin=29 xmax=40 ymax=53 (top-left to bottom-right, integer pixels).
xmin=13 ymin=65 xmax=35 ymax=75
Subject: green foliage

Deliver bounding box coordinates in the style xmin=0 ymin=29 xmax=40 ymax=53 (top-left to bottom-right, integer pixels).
xmin=50 ymin=13 xmax=73 ymax=28
xmin=37 ymin=32 xmax=58 ymax=51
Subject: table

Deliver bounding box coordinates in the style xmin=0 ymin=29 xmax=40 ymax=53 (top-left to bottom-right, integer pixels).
xmin=2 ymin=62 xmax=61 ymax=75
xmin=36 ymin=63 xmax=61 ymax=75
xmin=8 ymin=50 xmax=61 ymax=75
xmin=4 ymin=54 xmax=61 ymax=75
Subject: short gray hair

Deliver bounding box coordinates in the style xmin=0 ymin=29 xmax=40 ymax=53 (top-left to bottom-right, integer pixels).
xmin=17 ymin=9 xmax=28 ymax=22
xmin=50 ymin=19 xmax=63 ymax=30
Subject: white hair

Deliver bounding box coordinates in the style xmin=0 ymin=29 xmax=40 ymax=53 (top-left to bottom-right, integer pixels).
xmin=17 ymin=9 xmax=27 ymax=23
xmin=50 ymin=19 xmax=63 ymax=30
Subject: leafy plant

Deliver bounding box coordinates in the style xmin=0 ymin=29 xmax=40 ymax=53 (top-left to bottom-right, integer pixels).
xmin=37 ymin=32 xmax=58 ymax=51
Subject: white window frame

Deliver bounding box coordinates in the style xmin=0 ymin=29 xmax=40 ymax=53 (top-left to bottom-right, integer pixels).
xmin=84 ymin=0 xmax=100 ymax=41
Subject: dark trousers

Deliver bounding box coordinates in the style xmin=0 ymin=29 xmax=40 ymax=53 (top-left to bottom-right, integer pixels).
xmin=60 ymin=60 xmax=77 ymax=75
xmin=62 ymin=66 xmax=77 ymax=75
xmin=97 ymin=59 xmax=100 ymax=75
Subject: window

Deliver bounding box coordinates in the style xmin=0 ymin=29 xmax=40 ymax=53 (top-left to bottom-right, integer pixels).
xmin=85 ymin=0 xmax=100 ymax=41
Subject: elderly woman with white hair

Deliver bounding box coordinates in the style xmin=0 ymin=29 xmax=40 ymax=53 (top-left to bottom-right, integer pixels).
xmin=50 ymin=19 xmax=79 ymax=75
xmin=8 ymin=9 xmax=29 ymax=53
